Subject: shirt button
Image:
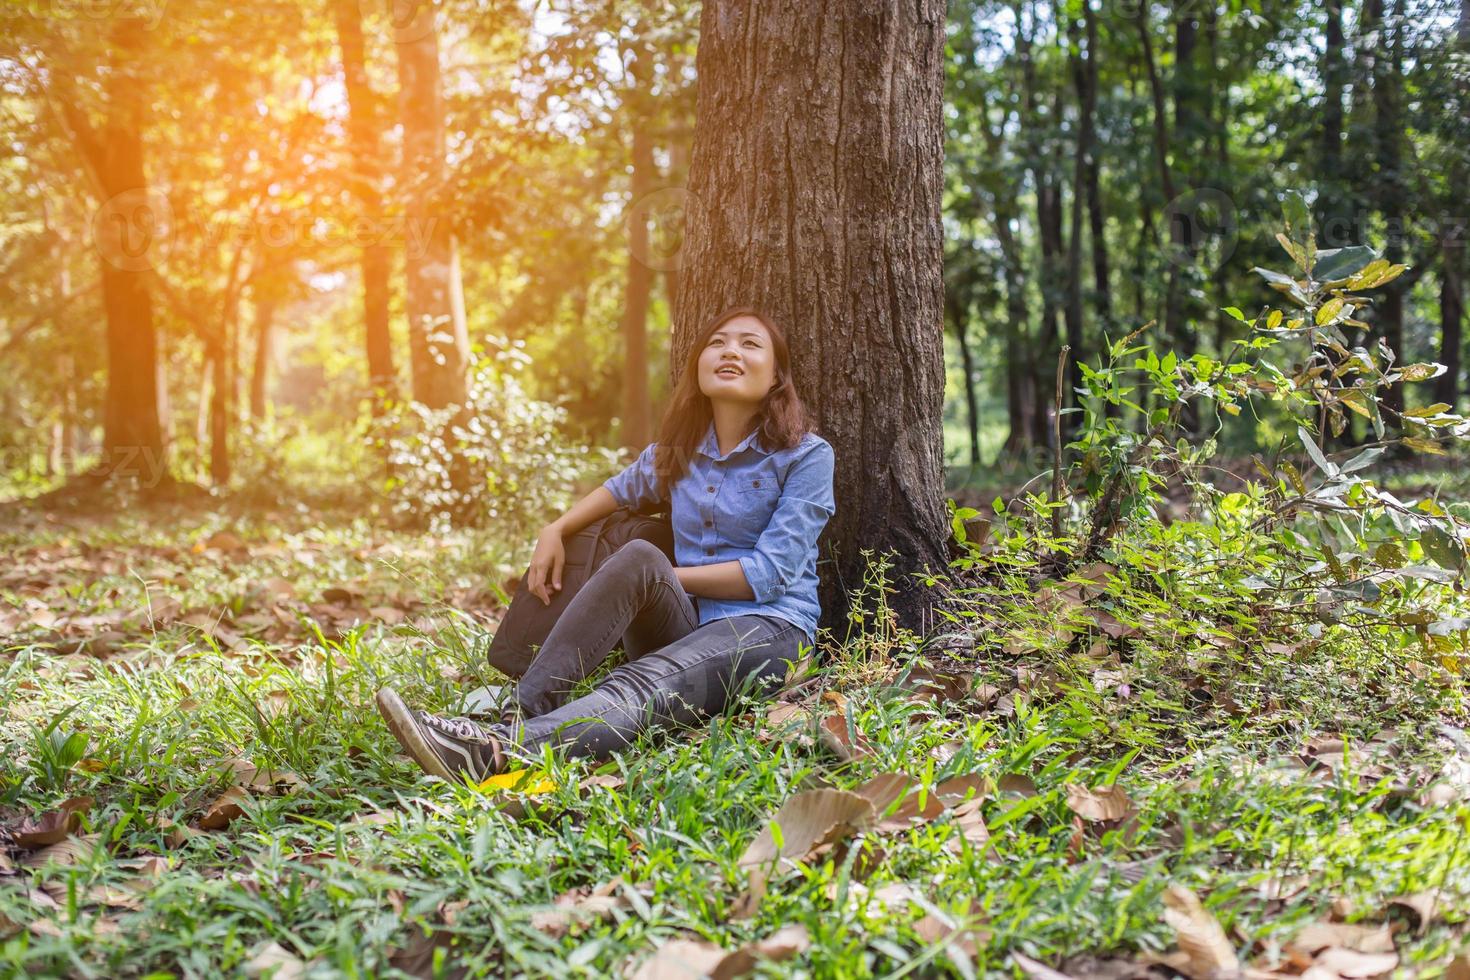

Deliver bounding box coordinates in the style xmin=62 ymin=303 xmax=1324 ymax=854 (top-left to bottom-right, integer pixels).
xmin=707 ymin=485 xmax=715 ymax=493
xmin=705 ymin=547 xmax=714 ymax=556
xmin=753 ymin=480 xmax=762 ymax=488
xmin=704 ymin=520 xmax=712 ymax=527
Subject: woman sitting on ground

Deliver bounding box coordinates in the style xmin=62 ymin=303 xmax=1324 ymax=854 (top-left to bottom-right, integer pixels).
xmin=375 ymin=306 xmax=837 ymax=780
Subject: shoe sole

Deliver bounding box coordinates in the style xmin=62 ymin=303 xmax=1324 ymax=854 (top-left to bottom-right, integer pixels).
xmin=375 ymin=687 xmax=456 ymax=782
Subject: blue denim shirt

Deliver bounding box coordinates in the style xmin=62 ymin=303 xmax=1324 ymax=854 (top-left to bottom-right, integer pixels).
xmin=601 ymin=423 xmax=836 ymax=644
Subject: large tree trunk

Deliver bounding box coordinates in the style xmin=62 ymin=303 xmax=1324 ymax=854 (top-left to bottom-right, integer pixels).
xmin=333 ymin=0 xmax=397 ymax=403
xmin=395 ymin=1 xmax=469 ymax=408
xmin=671 ymin=0 xmax=952 ymax=635
xmin=69 ymin=19 xmax=166 ymax=478
xmin=620 ymin=54 xmax=654 ymax=450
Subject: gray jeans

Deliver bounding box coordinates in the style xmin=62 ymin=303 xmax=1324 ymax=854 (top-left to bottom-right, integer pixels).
xmin=489 ymin=539 xmax=805 ymax=762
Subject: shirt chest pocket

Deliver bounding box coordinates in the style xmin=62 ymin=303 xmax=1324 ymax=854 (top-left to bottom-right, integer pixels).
xmin=719 ymin=467 xmax=782 ymax=539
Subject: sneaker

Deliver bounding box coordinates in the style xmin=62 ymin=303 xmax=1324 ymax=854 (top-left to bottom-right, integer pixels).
xmin=376 ymin=687 xmax=505 ymax=782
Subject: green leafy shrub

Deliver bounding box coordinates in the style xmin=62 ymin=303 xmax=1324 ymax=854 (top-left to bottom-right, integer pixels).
xmin=372 ymin=338 xmax=617 ymax=538
xmin=947 ymin=194 xmax=1470 ymax=677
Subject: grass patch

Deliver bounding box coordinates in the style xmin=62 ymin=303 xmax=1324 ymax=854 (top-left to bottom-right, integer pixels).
xmin=1 ymin=499 xmax=1467 ymax=977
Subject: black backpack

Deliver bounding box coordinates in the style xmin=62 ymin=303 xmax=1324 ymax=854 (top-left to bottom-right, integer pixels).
xmin=484 ymin=506 xmax=676 ymax=679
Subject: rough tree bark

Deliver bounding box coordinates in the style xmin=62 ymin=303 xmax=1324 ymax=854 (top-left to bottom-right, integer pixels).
xmin=671 ymin=0 xmax=953 ymax=635
xmin=395 ymin=0 xmax=469 ymax=408
xmin=333 ymin=0 xmax=396 ymax=403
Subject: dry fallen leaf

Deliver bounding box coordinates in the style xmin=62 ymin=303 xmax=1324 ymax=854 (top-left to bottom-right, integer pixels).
xmin=1383 ymin=891 xmax=1440 ymax=934
xmin=23 ymin=833 xmax=103 ymax=870
xmin=818 ymin=712 xmax=874 ymax=762
xmin=1013 ymin=951 xmax=1078 ymax=980
xmin=1162 ymin=885 xmax=1240 ymax=980
xmin=1289 ymin=921 xmax=1394 ymax=957
xmin=997 ymin=773 xmax=1039 ymax=796
xmin=1065 ymin=783 xmax=1135 ymax=822
xmin=765 ymin=702 xmax=807 ymax=726
xmin=243 ymin=941 xmax=307 ymax=980
xmin=11 ymin=796 xmax=92 ymax=849
xmin=856 ymin=773 xmax=945 ymax=832
xmin=738 ymin=788 xmax=875 ymax=869
xmin=1307 ymin=946 xmax=1398 ymax=979
xmin=199 ymin=787 xmax=252 ymax=830
xmin=630 ymin=938 xmax=730 ymax=980
xmin=530 ymin=879 xmax=629 ymax=938
xmin=203 ymin=530 xmax=248 ymax=555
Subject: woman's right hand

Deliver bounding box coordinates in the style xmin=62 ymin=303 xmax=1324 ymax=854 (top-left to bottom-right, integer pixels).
xmin=525 ymin=524 xmax=566 ymax=606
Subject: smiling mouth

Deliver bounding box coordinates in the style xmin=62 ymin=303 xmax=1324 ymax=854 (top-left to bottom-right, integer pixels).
xmin=715 ymin=366 xmax=743 ymax=378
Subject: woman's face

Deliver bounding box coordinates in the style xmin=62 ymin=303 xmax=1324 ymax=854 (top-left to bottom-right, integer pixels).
xmin=697 ymin=315 xmax=778 ymax=406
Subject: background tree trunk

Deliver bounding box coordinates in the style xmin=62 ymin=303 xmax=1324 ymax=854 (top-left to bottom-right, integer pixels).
xmin=67 ymin=19 xmax=165 ymax=477
xmin=333 ymin=0 xmax=396 ymax=404
xmin=671 ymin=0 xmax=953 ymax=635
xmin=945 ymin=290 xmax=982 ymax=469
xmin=1439 ymin=237 xmax=1465 ymax=410
xmin=250 ymin=280 xmax=279 ymax=420
xmin=1366 ymin=0 xmax=1409 ymax=421
xmin=1064 ymin=5 xmax=1099 ymax=438
xmin=620 ymin=52 xmax=654 ymax=450
xmin=395 ymin=1 xmax=469 ymax=408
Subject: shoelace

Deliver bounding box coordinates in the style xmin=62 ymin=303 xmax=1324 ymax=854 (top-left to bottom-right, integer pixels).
xmin=419 ymin=711 xmax=490 ymax=744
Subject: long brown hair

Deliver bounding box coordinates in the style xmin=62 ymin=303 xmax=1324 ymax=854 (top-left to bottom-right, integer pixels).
xmin=652 ymin=306 xmax=815 ymax=498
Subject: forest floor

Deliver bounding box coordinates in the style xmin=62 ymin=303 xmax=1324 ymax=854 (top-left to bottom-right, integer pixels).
xmin=0 ymin=489 xmax=1467 ymax=979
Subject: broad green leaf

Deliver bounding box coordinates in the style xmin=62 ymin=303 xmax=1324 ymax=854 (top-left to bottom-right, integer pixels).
xmin=1338 ymin=446 xmax=1384 ymax=474
xmin=1420 ymin=526 xmax=1463 ymax=570
xmin=1312 ymin=245 xmax=1378 ymax=282
xmin=1405 ymin=403 xmax=1452 ymax=417
xmin=1266 ymin=310 xmax=1283 ymax=329
xmin=1282 ymin=192 xmax=1311 ymax=242
xmin=1252 ymin=267 xmax=1299 ymax=290
xmin=1298 ymin=426 xmax=1337 ymax=476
